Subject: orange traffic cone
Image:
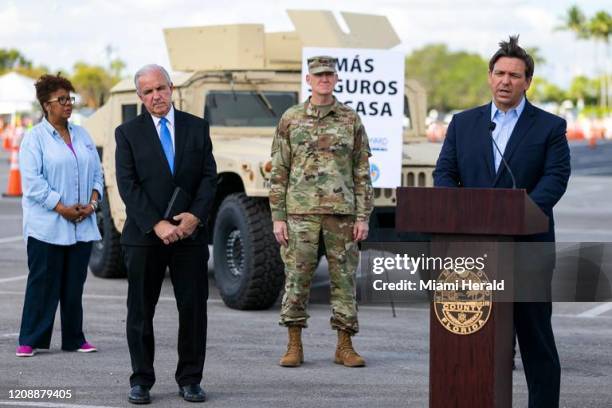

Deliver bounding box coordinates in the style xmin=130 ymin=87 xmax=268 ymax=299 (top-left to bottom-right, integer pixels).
xmin=3 ymin=149 xmax=22 ymax=197
xmin=2 ymin=133 xmax=11 ymax=151
xmin=588 ymin=137 xmax=597 ymax=149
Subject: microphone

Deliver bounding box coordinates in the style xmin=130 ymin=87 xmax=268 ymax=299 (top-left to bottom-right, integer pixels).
xmin=489 ymin=122 xmax=517 ymax=189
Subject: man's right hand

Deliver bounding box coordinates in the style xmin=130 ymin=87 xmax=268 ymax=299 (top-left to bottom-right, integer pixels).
xmin=273 ymin=220 xmax=289 ymax=247
xmin=54 ymin=203 xmax=82 ymax=222
xmin=153 ymin=220 xmax=180 ymax=245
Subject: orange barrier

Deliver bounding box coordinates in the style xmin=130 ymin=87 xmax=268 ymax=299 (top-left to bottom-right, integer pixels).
xmin=590 ymin=126 xmax=605 ymax=140
xmin=3 ymin=148 xmax=22 ymax=197
xmin=566 ymin=124 xmax=585 ymax=140
xmin=426 ymin=122 xmax=448 ymax=142
xmin=3 ymin=128 xmax=23 ymax=197
xmin=2 ymin=131 xmax=11 ymax=151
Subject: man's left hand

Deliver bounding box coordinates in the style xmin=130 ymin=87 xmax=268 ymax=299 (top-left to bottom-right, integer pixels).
xmin=353 ymin=220 xmax=369 ymax=242
xmin=173 ymin=212 xmax=201 ymax=239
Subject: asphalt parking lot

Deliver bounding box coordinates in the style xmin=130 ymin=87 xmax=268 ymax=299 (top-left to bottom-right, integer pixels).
xmin=0 ymin=144 xmax=611 ymax=408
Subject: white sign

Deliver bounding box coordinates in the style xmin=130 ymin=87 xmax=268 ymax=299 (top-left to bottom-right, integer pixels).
xmin=301 ymin=47 xmax=405 ymax=188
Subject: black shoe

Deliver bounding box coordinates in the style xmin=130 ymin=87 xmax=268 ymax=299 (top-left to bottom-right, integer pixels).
xmin=179 ymin=384 xmax=206 ymax=402
xmin=128 ymin=385 xmax=151 ymax=405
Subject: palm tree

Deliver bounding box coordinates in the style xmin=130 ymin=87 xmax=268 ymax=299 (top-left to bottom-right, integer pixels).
xmin=559 ymin=6 xmax=612 ymax=111
xmin=557 ymin=5 xmax=589 ymax=39
xmin=588 ymin=11 xmax=612 ymax=109
xmin=526 ymin=47 xmax=545 ymax=66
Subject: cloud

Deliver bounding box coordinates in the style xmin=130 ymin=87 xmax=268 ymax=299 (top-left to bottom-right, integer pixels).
xmin=0 ymin=0 xmax=602 ymax=87
xmin=0 ymin=3 xmax=42 ymax=40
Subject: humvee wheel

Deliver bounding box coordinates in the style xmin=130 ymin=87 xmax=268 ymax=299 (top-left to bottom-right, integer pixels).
xmin=89 ymin=191 xmax=126 ymax=278
xmin=213 ymin=193 xmax=284 ymax=310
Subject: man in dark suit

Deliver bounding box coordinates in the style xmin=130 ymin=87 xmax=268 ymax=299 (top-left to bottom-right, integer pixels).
xmin=115 ymin=64 xmax=217 ymax=404
xmin=433 ymin=37 xmax=570 ymax=408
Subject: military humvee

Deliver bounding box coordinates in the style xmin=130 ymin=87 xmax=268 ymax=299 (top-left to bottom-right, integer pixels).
xmin=83 ymin=10 xmax=441 ymax=310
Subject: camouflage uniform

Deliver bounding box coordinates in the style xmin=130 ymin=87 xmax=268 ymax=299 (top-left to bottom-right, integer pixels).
xmin=269 ymin=57 xmax=374 ymax=334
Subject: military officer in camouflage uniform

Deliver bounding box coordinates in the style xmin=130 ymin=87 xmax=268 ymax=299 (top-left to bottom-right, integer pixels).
xmin=269 ymin=56 xmax=373 ymax=368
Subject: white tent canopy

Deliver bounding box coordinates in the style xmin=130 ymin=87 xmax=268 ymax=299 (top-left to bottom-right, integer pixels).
xmin=0 ymin=72 xmax=36 ymax=115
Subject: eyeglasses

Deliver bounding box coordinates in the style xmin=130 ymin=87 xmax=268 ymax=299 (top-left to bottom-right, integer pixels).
xmin=47 ymin=96 xmax=75 ymax=105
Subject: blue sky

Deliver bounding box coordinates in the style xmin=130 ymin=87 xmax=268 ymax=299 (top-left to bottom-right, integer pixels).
xmin=1 ymin=0 xmax=607 ymax=87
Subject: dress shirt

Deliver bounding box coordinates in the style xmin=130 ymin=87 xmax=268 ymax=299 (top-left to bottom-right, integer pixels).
xmin=490 ymin=96 xmax=526 ymax=172
xmin=20 ymin=118 xmax=104 ymax=245
xmin=150 ymin=106 xmax=175 ymax=151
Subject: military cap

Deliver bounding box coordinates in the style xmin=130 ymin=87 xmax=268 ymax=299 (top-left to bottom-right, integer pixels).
xmin=307 ymin=56 xmax=337 ymax=74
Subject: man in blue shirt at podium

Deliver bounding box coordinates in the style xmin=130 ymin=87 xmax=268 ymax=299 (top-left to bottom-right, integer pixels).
xmin=433 ymin=36 xmax=571 ymax=408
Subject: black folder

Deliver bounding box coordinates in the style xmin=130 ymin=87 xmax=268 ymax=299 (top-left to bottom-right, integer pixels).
xmin=164 ymin=186 xmax=192 ymax=223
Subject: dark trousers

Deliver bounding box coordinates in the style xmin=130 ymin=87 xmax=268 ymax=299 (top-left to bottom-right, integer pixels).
xmin=513 ymin=243 xmax=559 ymax=407
xmin=123 ymin=244 xmax=209 ymax=388
xmin=19 ymin=237 xmax=92 ymax=350
xmin=515 ymin=302 xmax=560 ymax=408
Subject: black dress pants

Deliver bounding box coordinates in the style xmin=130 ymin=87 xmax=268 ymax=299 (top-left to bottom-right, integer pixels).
xmin=515 ymin=302 xmax=561 ymax=408
xmin=514 ymin=243 xmax=560 ymax=408
xmin=123 ymin=244 xmax=208 ymax=388
xmin=19 ymin=237 xmax=92 ymax=350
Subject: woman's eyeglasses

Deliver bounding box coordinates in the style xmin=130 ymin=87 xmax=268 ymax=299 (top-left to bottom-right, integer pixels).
xmin=47 ymin=96 xmax=75 ymax=105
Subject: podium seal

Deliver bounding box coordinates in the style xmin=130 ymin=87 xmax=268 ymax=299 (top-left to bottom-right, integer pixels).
xmin=433 ymin=268 xmax=492 ymax=335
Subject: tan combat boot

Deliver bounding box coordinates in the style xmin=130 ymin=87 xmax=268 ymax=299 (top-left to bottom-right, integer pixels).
xmin=279 ymin=326 xmax=304 ymax=367
xmin=335 ymin=330 xmax=365 ymax=367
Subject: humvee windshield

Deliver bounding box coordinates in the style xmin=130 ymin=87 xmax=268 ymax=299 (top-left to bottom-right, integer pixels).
xmin=204 ymin=91 xmax=298 ymax=127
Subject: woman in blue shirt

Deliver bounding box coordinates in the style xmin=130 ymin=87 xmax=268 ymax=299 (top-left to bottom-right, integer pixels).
xmin=16 ymin=74 xmax=104 ymax=357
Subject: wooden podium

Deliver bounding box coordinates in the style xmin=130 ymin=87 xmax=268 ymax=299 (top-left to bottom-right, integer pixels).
xmin=395 ymin=187 xmax=548 ymax=408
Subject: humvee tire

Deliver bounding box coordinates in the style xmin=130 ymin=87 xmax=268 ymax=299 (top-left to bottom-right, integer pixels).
xmin=213 ymin=193 xmax=284 ymax=310
xmin=89 ymin=191 xmax=126 ymax=278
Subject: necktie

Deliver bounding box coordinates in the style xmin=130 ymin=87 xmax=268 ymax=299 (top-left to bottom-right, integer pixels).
xmin=159 ymin=117 xmax=174 ymax=174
